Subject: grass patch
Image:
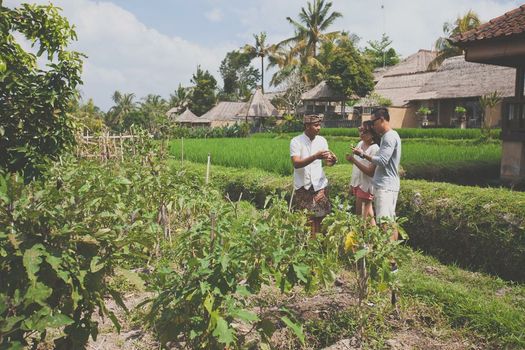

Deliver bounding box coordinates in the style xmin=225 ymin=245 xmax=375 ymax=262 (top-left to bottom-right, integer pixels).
xmin=169 ymin=137 xmax=500 ymax=185
xmin=400 ymin=249 xmax=525 ymax=348
xmin=252 ymin=128 xmax=501 ymax=140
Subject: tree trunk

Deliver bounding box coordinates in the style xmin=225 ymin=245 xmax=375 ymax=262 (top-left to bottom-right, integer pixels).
xmin=260 ymin=56 xmax=264 ymax=93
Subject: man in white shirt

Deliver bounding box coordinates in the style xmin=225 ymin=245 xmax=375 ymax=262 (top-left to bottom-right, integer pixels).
xmin=290 ymin=114 xmax=337 ymax=235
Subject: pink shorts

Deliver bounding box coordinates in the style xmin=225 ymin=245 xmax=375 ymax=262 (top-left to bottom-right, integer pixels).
xmin=351 ymin=186 xmax=374 ymax=201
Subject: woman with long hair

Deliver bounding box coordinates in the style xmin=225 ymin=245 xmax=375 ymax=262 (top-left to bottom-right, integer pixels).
xmin=346 ymin=120 xmax=381 ymax=225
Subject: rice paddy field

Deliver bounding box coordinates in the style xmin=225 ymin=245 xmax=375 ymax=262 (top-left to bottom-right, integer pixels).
xmin=252 ymin=127 xmax=501 ymax=139
xmin=169 ymin=136 xmax=501 ymax=184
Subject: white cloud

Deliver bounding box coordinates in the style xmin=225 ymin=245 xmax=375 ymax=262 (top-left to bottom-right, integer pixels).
xmin=4 ymin=0 xmax=519 ymax=107
xmin=234 ymin=0 xmax=517 ymax=56
xmin=205 ymin=8 xmax=224 ymax=22
xmin=5 ymin=0 xmax=233 ymax=110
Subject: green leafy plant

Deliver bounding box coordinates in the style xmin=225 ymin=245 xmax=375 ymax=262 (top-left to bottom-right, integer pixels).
xmin=144 ymin=194 xmax=341 ymax=348
xmin=454 ymin=106 xmax=467 ymax=114
xmin=479 ymin=91 xmax=503 ymax=140
xmin=0 ymin=136 xmax=196 ymax=348
xmin=417 ymin=107 xmax=432 ymax=117
xmin=0 ymin=3 xmax=84 ymax=181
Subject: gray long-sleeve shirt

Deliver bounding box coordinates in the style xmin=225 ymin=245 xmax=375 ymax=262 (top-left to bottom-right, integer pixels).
xmin=371 ymin=129 xmax=401 ymax=191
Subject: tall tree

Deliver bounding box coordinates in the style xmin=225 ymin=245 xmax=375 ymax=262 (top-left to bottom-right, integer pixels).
xmin=106 ymin=91 xmax=136 ymax=130
xmin=0 ymin=3 xmax=84 ymax=180
xmin=364 ymin=34 xmax=400 ymax=69
xmin=138 ymin=94 xmax=169 ymax=136
xmin=219 ymin=50 xmax=259 ymax=101
xmin=430 ymin=10 xmax=481 ymax=69
xmin=169 ymin=83 xmax=192 ymax=112
xmin=322 ymin=36 xmax=374 ymax=98
xmin=267 ymin=44 xmax=301 ymax=87
xmin=188 ymin=66 xmax=217 ymax=116
xmin=279 ymin=0 xmax=342 ymax=60
xmin=73 ymin=98 xmax=105 ymax=132
xmin=243 ymin=32 xmax=270 ymax=92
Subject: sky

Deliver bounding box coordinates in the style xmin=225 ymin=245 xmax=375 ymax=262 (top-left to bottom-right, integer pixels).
xmin=5 ymin=0 xmax=521 ymax=111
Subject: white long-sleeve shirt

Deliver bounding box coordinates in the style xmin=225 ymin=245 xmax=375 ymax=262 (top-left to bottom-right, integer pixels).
xmin=371 ymin=129 xmax=401 ymax=191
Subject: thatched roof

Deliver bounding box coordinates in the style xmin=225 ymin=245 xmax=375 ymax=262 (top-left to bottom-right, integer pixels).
xmin=166 ymin=107 xmax=181 ymax=119
xmin=373 ymin=67 xmax=389 ymax=82
xmin=237 ymin=88 xmax=279 ymax=118
xmin=201 ymin=102 xmax=246 ymax=122
xmin=354 ymin=50 xmax=439 ymax=107
xmin=174 ymin=108 xmax=210 ymax=124
xmin=373 ymin=71 xmax=436 ymax=106
xmin=301 ymin=81 xmax=346 ymax=101
xmin=264 ymin=90 xmax=285 ymax=100
xmin=382 ymin=50 xmax=437 ymax=77
xmin=411 ymin=55 xmax=516 ymax=101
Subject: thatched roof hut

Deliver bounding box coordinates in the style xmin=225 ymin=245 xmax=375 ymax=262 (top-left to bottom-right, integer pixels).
xmin=301 ymin=81 xmax=345 ymax=101
xmin=200 ymin=102 xmax=245 ymax=126
xmin=166 ymin=107 xmax=182 ymax=120
xmin=411 ymin=55 xmax=516 ymax=101
xmin=173 ymin=108 xmax=210 ymax=125
xmin=237 ymin=88 xmax=279 ymax=119
xmin=371 ymin=50 xmax=438 ymax=106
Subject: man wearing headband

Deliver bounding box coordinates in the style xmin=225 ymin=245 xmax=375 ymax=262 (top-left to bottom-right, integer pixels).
xmin=290 ymin=114 xmax=337 ymax=235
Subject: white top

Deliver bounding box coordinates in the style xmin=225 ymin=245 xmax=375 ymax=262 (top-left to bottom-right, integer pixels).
xmin=290 ymin=133 xmax=329 ymax=191
xmin=350 ymin=141 xmax=380 ymax=194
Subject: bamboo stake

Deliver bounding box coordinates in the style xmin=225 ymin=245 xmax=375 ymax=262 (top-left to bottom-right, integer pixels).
xmin=210 ymin=211 xmax=216 ymax=250
xmin=112 ymin=135 xmax=117 ymax=160
xmin=181 ymin=137 xmax=184 ymax=166
xmin=205 ymin=153 xmax=211 ymax=184
xmin=120 ymin=133 xmax=124 ymax=162
xmin=289 ymin=186 xmax=296 ymax=212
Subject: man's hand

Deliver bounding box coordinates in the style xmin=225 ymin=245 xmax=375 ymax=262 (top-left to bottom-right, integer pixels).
xmin=314 ymin=150 xmax=331 ymax=160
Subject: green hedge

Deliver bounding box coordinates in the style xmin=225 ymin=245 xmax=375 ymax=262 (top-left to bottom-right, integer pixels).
xmin=177 ymin=160 xmax=525 ymax=282
xmin=253 ymin=128 xmax=501 ymax=140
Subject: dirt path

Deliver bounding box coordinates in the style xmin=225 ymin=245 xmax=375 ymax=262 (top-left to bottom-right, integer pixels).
xmin=87 ymin=274 xmax=488 ymax=349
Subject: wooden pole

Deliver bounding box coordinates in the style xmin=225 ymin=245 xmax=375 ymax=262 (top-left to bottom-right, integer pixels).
xmin=205 ymin=153 xmax=211 ymax=184
xmin=119 ymin=133 xmax=124 ymax=162
xmin=112 ymin=135 xmax=117 ymax=160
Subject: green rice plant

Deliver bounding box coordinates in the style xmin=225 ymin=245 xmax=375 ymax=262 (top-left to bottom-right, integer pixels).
xmin=252 ymin=128 xmax=501 ymax=140
xmin=169 ymin=138 xmax=501 ymax=184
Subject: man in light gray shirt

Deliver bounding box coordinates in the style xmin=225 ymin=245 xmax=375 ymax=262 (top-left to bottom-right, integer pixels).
xmin=353 ymin=107 xmax=401 ymax=239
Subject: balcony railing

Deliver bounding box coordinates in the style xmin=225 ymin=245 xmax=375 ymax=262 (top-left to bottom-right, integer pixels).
xmin=502 ymin=98 xmax=525 ymax=141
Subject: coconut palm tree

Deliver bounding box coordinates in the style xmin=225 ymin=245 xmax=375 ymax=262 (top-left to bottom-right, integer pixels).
xmin=430 ymin=10 xmax=481 ymax=69
xmin=243 ymin=32 xmax=271 ymax=92
xmin=279 ymin=0 xmax=342 ymax=61
xmin=140 ymin=94 xmax=169 ymax=136
xmin=106 ymin=91 xmax=136 ymax=129
xmin=169 ymin=83 xmax=191 ymax=112
xmin=267 ymin=44 xmax=301 ymax=87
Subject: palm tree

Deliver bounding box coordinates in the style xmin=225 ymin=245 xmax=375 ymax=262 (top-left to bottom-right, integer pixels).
xmin=106 ymin=91 xmax=136 ymax=128
xmin=243 ymin=32 xmax=271 ymax=92
xmin=140 ymin=94 xmax=169 ymax=135
xmin=169 ymin=83 xmax=191 ymax=112
xmin=430 ymin=10 xmax=481 ymax=69
xmin=267 ymin=44 xmax=301 ymax=87
xmin=279 ymin=0 xmax=342 ymax=60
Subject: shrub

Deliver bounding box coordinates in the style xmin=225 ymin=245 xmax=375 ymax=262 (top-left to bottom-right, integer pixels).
xmin=180 ymin=161 xmax=525 ymax=281
xmin=0 ymin=3 xmax=84 ymax=181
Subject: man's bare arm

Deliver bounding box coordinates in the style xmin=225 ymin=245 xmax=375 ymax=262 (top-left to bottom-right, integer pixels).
xmin=291 ymin=150 xmax=330 ymax=169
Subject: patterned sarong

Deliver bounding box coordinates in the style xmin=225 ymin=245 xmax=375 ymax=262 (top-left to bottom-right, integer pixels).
xmin=293 ymin=187 xmax=331 ymax=218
